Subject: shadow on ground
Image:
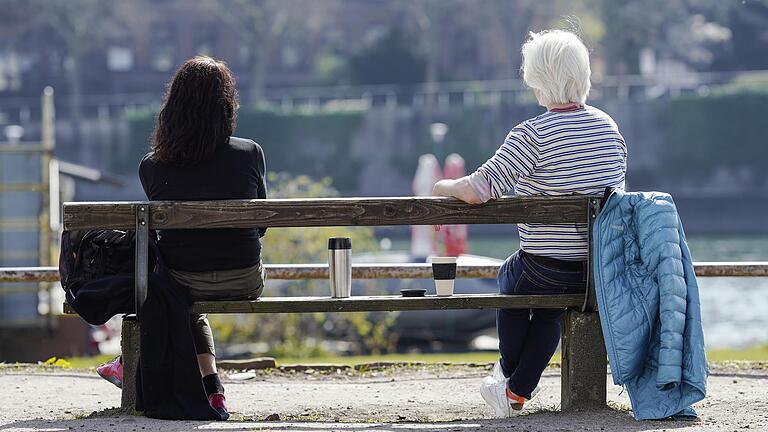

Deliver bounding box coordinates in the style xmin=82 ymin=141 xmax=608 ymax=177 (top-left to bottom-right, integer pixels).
xmin=1 ymin=409 xmax=697 ymax=432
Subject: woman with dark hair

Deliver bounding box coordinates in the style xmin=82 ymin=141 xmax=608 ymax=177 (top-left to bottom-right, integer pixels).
xmin=97 ymin=56 xmax=267 ymax=419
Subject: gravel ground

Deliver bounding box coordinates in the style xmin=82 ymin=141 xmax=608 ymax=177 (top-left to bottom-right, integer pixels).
xmin=1 ymin=363 xmax=766 ymax=432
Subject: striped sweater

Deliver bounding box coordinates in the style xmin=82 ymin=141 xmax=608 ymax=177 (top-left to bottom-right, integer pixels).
xmin=476 ymin=105 xmax=626 ymax=260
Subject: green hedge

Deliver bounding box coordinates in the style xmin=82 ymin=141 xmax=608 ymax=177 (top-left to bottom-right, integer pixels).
xmin=121 ymin=107 xmax=366 ymax=193
xmin=662 ymin=88 xmax=768 ymax=180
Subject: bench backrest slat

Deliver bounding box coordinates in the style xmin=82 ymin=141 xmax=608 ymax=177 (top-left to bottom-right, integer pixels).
xmin=62 ymin=196 xmax=595 ymax=231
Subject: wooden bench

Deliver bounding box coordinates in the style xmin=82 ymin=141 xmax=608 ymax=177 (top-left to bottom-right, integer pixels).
xmin=62 ymin=195 xmax=607 ymax=412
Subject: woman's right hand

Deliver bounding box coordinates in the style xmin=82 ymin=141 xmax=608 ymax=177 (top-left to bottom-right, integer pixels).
xmin=432 ymin=179 xmax=454 ymax=198
xmin=432 ymin=178 xmax=483 ymax=231
xmin=432 ymin=180 xmax=454 ymax=231
xmin=433 ymin=177 xmax=484 ymax=204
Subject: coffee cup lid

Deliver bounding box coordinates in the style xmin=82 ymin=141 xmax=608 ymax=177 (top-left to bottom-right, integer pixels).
xmin=328 ymin=237 xmax=352 ymax=250
xmin=430 ymin=256 xmax=457 ymax=264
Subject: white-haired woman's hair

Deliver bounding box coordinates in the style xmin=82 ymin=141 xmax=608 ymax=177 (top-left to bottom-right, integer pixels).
xmin=521 ymin=30 xmax=591 ymax=107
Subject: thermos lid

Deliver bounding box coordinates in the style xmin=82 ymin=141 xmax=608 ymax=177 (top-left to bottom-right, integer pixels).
xmin=328 ymin=237 xmax=352 ymax=250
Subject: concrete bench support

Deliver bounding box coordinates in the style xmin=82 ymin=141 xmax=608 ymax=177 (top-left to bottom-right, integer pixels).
xmin=117 ymin=305 xmax=607 ymax=411
xmin=121 ymin=315 xmax=140 ymax=411
xmin=561 ymin=310 xmax=607 ymax=410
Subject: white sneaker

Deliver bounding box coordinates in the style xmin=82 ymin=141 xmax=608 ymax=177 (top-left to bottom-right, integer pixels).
xmin=488 ymin=361 xmax=542 ymax=397
xmin=491 ymin=360 xmax=505 ymax=382
xmin=480 ymin=374 xmax=542 ymax=418
xmin=530 ymin=384 xmax=541 ymax=400
xmin=480 ymin=376 xmax=521 ymax=418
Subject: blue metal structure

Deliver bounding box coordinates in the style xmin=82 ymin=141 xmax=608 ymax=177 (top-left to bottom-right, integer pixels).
xmin=0 ymin=88 xmax=56 ymax=327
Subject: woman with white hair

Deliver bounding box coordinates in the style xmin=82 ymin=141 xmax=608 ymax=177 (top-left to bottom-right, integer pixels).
xmin=433 ymin=29 xmax=626 ymax=418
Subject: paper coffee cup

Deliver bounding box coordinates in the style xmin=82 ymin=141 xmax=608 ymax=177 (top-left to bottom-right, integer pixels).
xmin=430 ymin=256 xmax=457 ymax=296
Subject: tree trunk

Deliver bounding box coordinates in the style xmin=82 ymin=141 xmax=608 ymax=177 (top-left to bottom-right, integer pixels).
xmin=249 ymin=41 xmax=268 ymax=105
xmin=250 ymin=9 xmax=288 ymax=106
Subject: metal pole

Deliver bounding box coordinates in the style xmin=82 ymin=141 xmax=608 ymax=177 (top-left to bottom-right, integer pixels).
xmin=135 ymin=204 xmax=149 ymax=317
xmin=582 ymin=198 xmax=601 ymax=313
xmin=40 ymin=87 xmax=56 ymax=327
xmin=49 ymin=159 xmax=60 ymax=233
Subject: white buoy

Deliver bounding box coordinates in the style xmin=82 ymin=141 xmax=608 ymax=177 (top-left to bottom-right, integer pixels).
xmin=411 ymin=154 xmax=442 ymax=259
xmin=443 ymin=153 xmax=468 ymax=256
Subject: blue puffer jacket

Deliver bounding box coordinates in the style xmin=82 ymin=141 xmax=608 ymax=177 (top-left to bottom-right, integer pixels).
xmin=593 ymin=190 xmax=708 ymax=420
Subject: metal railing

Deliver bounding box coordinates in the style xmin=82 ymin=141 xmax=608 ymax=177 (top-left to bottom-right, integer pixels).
xmin=3 ymin=261 xmax=767 ymax=283
xmin=2 ymin=69 xmax=765 ymax=121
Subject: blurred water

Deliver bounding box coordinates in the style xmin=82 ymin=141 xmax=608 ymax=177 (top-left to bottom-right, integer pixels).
xmin=389 ymin=234 xmax=768 ymax=348
xmin=686 ymin=236 xmax=768 ymax=349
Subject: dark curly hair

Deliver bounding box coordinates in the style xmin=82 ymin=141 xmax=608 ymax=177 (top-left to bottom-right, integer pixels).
xmin=150 ymin=56 xmax=238 ymax=165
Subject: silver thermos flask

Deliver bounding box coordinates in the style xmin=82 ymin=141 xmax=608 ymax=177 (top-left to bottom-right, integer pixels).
xmin=328 ymin=237 xmax=352 ymax=298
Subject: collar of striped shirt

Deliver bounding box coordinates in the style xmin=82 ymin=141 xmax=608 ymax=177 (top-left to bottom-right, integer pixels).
xmin=548 ymin=103 xmax=584 ymax=113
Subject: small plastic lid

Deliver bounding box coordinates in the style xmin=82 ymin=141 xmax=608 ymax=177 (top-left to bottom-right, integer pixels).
xmin=400 ymin=288 xmax=426 ymax=297
xmin=328 ymin=237 xmax=352 ymax=250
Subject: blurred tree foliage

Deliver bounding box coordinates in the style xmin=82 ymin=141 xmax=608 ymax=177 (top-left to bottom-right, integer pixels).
xmin=312 ymin=53 xmax=348 ymax=86
xmin=208 ymin=173 xmax=399 ymax=358
xmin=200 ymin=0 xmax=341 ymax=103
xmin=259 ymin=172 xmax=378 ymax=264
xmin=598 ymin=0 xmax=767 ymax=74
xmin=347 ymin=29 xmax=426 ymax=86
xmin=4 ymin=0 xmax=768 ymax=106
xmin=3 ymin=0 xmax=120 ymax=141
xmin=710 ymin=1 xmax=768 ymax=71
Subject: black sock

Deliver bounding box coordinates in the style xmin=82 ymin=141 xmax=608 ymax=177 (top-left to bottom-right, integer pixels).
xmin=202 ymin=373 xmax=224 ymax=396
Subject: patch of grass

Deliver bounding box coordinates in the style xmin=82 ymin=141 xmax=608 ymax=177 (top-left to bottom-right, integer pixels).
xmin=267 ymin=344 xmax=765 ymax=369
xmin=608 ymin=401 xmax=632 ymax=412
xmin=0 ymin=362 xmax=34 ymax=371
xmin=707 ymin=345 xmax=768 ymax=362
xmin=523 ymin=404 xmax=560 ymax=415
xmin=73 ymin=407 xmax=130 ymax=419
xmin=276 ymin=351 xmax=526 ymax=366
xmin=284 ymin=410 xmax=326 ymax=422
xmin=43 ymin=356 xmax=75 ymax=368
xmin=709 ymin=360 xmax=767 ymax=370
xmin=63 ymin=354 xmax=116 ymax=370
xmin=60 ymin=344 xmax=768 ymax=371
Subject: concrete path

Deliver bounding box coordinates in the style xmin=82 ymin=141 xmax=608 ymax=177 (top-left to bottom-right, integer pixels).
xmin=1 ymin=364 xmax=766 ymax=431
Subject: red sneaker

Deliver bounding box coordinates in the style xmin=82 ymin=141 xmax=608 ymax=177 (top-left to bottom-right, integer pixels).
xmin=96 ymin=356 xmax=123 ymax=389
xmin=208 ymin=393 xmax=230 ymax=420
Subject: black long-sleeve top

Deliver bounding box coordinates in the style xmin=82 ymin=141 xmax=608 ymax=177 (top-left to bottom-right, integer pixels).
xmin=138 ymin=137 xmax=267 ymax=271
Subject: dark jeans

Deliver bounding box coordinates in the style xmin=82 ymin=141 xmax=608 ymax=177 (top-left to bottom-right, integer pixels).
xmin=497 ymin=250 xmax=586 ymax=398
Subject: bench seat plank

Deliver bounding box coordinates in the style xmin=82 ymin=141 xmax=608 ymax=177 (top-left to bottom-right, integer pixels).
xmin=191 ymin=294 xmax=584 ymax=313
xmin=63 ymin=293 xmax=584 ymax=315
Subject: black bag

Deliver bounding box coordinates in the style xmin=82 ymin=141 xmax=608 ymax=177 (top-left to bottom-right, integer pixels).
xmin=59 ymin=230 xmax=154 ymax=293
